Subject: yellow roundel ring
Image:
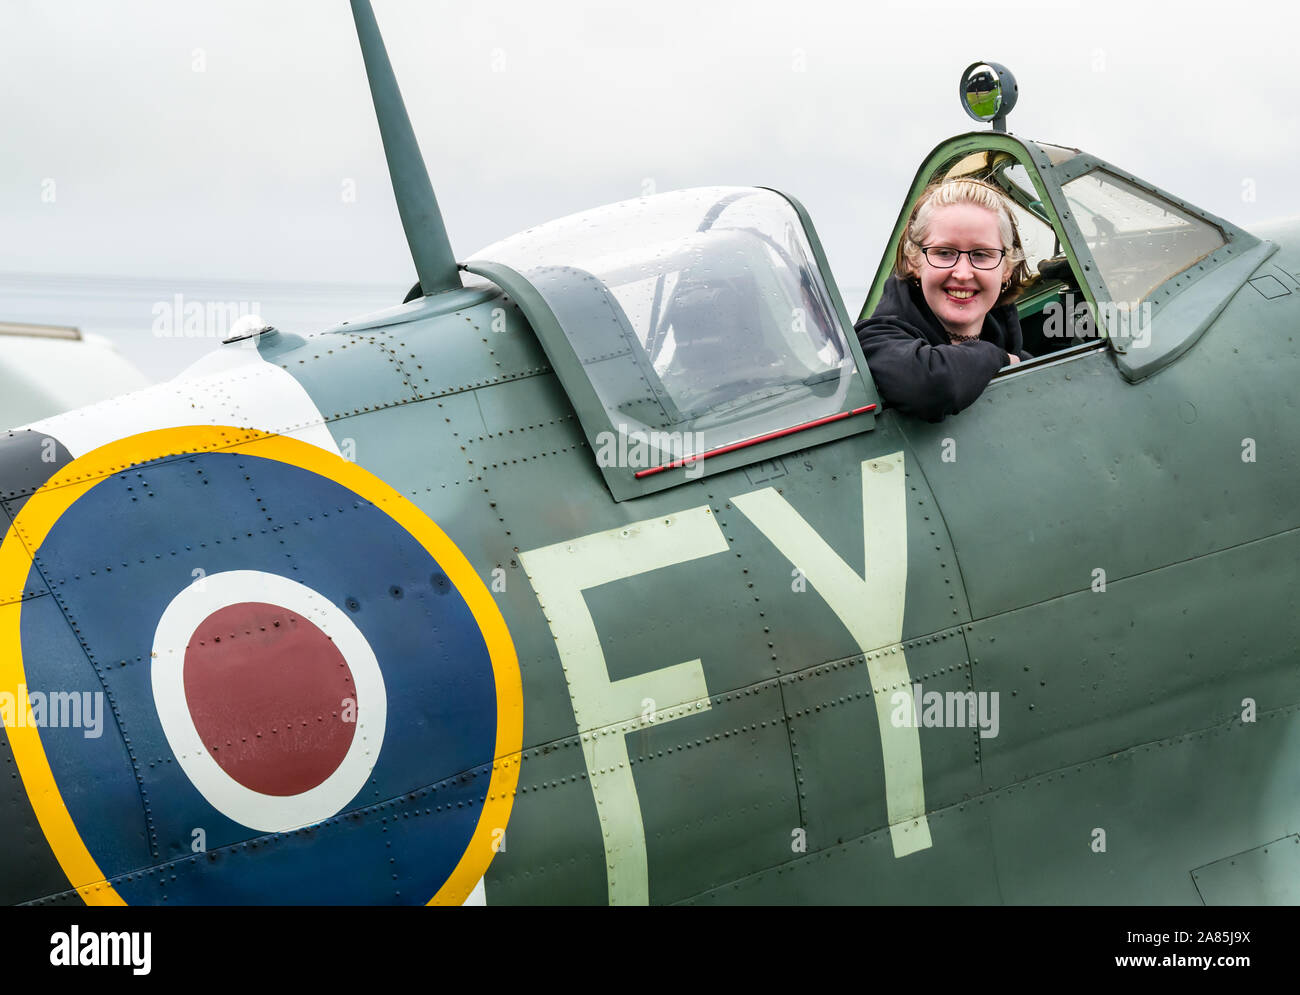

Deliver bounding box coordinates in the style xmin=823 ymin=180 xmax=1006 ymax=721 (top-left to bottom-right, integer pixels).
xmin=0 ymin=426 xmax=522 ymax=906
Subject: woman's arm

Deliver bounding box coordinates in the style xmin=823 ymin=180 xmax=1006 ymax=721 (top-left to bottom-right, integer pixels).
xmin=856 ymin=319 xmax=1008 ymax=422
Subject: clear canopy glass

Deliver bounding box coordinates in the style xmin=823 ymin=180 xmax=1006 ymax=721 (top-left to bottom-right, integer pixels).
xmin=1062 ymin=170 xmax=1225 ymax=304
xmin=469 ymin=187 xmax=866 ymax=468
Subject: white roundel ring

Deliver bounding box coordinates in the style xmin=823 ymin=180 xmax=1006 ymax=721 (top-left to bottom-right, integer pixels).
xmin=150 ymin=569 xmax=387 ymax=833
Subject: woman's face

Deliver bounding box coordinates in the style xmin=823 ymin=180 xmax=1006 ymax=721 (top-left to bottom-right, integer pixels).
xmin=908 ymin=203 xmax=1010 ymax=338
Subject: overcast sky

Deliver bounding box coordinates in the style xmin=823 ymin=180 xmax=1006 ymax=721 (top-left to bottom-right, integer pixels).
xmin=3 ymin=0 xmax=1298 ymax=297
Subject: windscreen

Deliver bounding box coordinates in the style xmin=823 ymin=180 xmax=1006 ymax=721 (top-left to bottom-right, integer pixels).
xmin=1062 ymin=169 xmax=1226 ymax=304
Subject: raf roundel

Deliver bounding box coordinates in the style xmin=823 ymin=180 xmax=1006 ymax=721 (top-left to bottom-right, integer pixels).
xmin=152 ymin=570 xmax=388 ymax=833
xmin=0 ymin=427 xmax=521 ymax=905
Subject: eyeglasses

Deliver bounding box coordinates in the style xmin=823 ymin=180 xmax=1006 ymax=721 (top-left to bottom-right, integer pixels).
xmin=920 ymin=246 xmax=1006 ymax=270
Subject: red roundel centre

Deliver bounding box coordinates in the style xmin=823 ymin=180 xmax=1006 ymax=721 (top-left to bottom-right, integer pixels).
xmin=183 ymin=602 xmax=358 ymax=796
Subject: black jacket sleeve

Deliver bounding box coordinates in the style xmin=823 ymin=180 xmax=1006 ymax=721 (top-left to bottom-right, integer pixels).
xmin=855 ymin=318 xmax=1008 ymax=422
xmin=999 ymin=304 xmax=1033 ymax=363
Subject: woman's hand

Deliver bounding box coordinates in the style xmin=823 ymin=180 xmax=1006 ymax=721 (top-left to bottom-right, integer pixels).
xmin=1006 ymin=353 xmax=1021 ymax=365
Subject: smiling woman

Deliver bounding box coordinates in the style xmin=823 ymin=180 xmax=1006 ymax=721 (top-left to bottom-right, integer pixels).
xmin=854 ymin=178 xmax=1033 ymax=422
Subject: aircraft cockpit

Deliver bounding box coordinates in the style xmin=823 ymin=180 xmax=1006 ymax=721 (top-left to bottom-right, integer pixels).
xmin=467 ymin=187 xmax=880 ymax=499
xmin=862 ymin=63 xmax=1269 ymax=383
xmin=889 ymin=139 xmax=1237 ymax=359
xmin=465 ymin=65 xmax=1272 ymax=502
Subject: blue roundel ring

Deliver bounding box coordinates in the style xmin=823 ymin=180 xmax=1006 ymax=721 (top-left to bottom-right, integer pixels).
xmin=0 ymin=427 xmax=522 ymax=905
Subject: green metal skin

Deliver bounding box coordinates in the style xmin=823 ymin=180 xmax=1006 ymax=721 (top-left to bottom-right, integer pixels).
xmin=5 ymin=162 xmax=1297 ymax=906
xmin=3 ymin=5 xmax=1297 ymax=905
xmin=440 ymin=138 xmax=1297 ymax=903
xmin=466 ymin=261 xmax=1298 ymax=904
xmin=256 ymin=165 xmax=1300 ymax=903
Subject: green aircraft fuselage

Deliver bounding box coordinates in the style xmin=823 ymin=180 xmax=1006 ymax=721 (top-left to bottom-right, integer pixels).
xmin=1 ymin=3 xmax=1298 ymax=906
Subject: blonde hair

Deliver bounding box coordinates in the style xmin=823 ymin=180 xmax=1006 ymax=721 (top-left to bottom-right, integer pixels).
xmin=895 ymin=178 xmax=1031 ymax=307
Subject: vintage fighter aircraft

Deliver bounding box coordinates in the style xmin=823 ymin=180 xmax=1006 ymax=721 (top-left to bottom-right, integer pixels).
xmin=2 ymin=5 xmax=1298 ymax=906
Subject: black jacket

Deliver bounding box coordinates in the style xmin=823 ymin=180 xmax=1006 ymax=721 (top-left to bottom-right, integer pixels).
xmin=854 ymin=275 xmax=1032 ymax=422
